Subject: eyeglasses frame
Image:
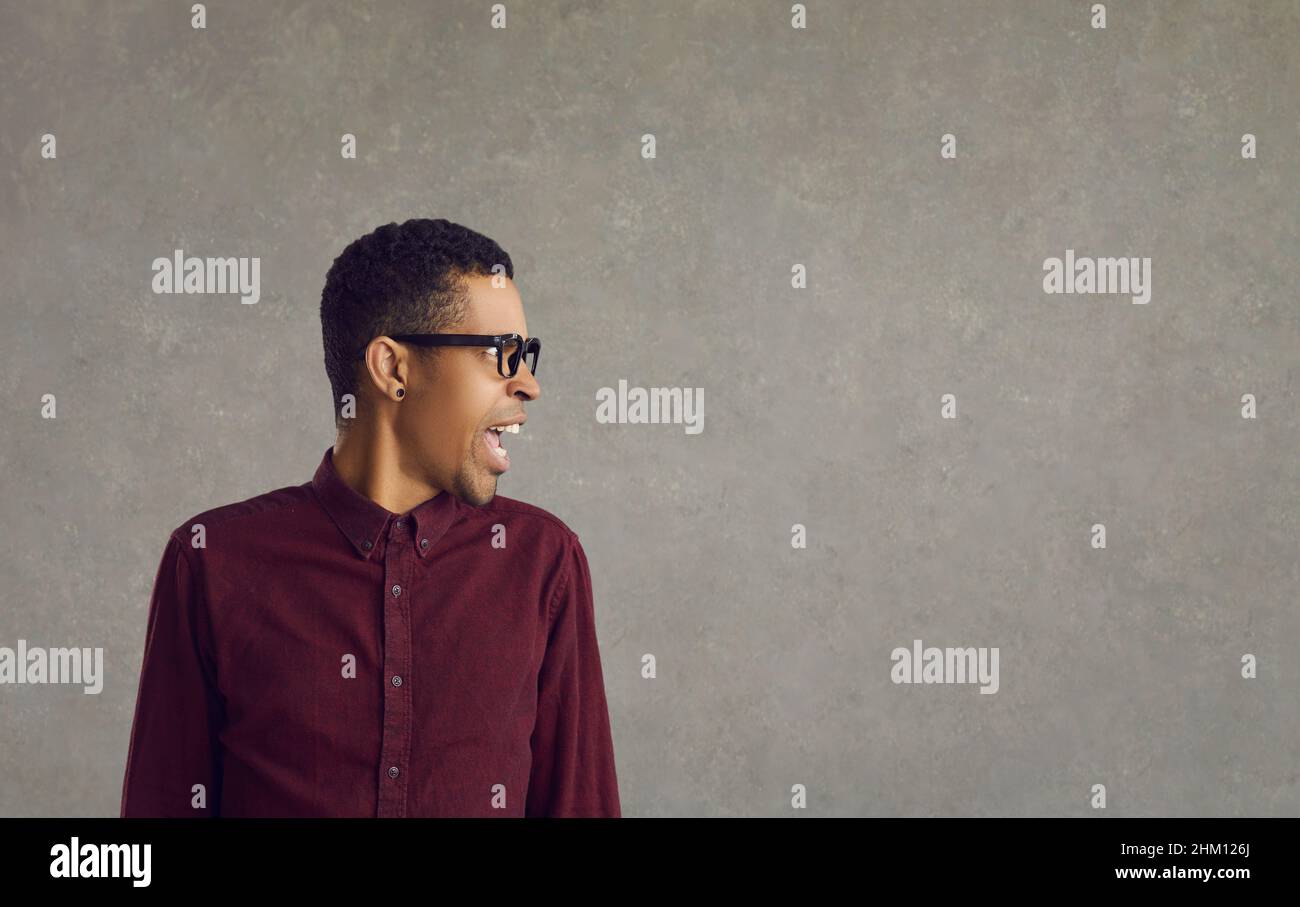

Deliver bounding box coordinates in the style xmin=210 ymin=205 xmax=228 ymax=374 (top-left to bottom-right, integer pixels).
xmin=354 ymin=333 xmax=540 ymax=378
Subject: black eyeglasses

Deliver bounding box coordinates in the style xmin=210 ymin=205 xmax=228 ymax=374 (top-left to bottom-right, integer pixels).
xmin=355 ymin=333 xmax=540 ymax=378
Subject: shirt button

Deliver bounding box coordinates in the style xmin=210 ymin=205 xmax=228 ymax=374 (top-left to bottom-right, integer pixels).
xmin=391 ymin=584 xmax=401 ymax=597
xmin=388 ymin=766 xmax=399 ymax=779
xmin=392 ymin=675 xmax=402 ymax=687
xmin=362 ymin=540 xmax=373 ymax=550
xmin=420 ymin=538 xmax=429 ymax=549
xmin=395 ymin=519 xmax=404 ymax=529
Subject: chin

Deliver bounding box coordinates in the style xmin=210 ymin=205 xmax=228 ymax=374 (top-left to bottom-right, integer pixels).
xmin=468 ymin=489 xmax=495 ymax=507
xmin=455 ymin=472 xmax=496 ymax=508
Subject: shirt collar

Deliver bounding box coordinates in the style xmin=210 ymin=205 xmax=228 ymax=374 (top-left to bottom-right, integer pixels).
xmin=310 ymin=446 xmax=458 ymax=561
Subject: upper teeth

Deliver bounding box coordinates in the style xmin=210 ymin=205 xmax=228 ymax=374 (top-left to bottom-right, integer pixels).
xmin=490 ymin=424 xmax=520 ymax=433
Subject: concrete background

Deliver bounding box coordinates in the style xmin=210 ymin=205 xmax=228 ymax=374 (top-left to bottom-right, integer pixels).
xmin=1 ymin=0 xmax=1296 ymax=816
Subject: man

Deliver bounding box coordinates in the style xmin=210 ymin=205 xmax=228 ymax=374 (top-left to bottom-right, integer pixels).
xmin=120 ymin=218 xmax=621 ymax=817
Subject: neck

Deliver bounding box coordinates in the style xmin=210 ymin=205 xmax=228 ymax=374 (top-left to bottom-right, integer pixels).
xmin=332 ymin=421 xmax=444 ymax=516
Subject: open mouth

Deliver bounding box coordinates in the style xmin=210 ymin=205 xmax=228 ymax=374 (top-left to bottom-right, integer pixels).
xmin=481 ymin=422 xmax=522 ymax=472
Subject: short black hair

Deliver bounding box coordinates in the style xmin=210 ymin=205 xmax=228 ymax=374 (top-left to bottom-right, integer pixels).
xmin=320 ymin=218 xmax=514 ymax=431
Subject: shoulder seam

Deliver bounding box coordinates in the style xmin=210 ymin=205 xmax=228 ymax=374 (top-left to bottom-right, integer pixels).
xmin=167 ymin=528 xmax=197 ymax=571
xmin=546 ymin=531 xmax=581 ymax=621
xmin=164 ymin=529 xmax=221 ymax=695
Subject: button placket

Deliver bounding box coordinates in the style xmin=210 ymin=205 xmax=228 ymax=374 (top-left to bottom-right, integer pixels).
xmin=376 ymin=516 xmax=413 ymax=817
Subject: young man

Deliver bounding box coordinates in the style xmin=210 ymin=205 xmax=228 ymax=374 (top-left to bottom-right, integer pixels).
xmin=120 ymin=218 xmax=620 ymax=817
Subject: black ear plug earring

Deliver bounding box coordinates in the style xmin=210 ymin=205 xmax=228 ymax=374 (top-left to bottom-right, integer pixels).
xmin=396 ymin=388 xmax=405 ymax=398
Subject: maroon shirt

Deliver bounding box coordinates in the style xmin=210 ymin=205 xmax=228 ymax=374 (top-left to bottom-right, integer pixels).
xmin=120 ymin=447 xmax=620 ymax=817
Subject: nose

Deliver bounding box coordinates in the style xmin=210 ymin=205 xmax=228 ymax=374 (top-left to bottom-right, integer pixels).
xmin=509 ymin=365 xmax=540 ymax=401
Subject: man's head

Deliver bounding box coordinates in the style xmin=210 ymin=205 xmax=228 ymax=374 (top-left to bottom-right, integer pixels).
xmin=320 ymin=218 xmax=541 ymax=506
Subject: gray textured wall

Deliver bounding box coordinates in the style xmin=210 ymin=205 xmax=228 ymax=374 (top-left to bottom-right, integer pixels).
xmin=1 ymin=0 xmax=1296 ymax=817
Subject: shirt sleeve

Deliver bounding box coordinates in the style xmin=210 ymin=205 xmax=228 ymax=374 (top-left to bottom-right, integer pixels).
xmin=120 ymin=532 xmax=225 ymax=817
xmin=525 ymin=533 xmax=621 ymax=817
